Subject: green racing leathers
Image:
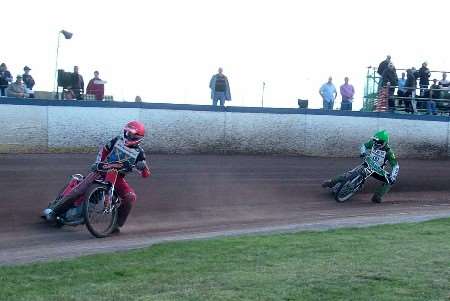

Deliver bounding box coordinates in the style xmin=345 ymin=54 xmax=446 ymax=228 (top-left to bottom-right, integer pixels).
xmin=328 ymin=140 xmax=399 ymax=201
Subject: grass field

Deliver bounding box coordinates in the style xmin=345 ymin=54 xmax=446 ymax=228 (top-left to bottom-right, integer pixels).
xmin=1 ymin=218 xmax=449 ymax=301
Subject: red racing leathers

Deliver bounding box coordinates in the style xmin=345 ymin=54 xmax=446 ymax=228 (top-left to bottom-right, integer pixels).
xmin=51 ymin=136 xmax=150 ymax=227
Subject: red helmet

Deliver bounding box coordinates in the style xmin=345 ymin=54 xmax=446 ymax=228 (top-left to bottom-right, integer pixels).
xmin=123 ymin=121 xmax=145 ymax=146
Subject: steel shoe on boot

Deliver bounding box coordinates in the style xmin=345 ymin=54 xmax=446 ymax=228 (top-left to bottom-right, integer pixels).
xmin=321 ymin=179 xmax=333 ymax=188
xmin=42 ymin=208 xmax=56 ymax=222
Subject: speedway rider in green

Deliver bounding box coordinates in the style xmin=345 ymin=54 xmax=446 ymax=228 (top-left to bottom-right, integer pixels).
xmin=322 ymin=130 xmax=400 ymax=203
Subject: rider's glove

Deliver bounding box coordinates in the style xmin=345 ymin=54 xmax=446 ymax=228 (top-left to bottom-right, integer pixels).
xmin=121 ymin=160 xmax=132 ymax=171
xmin=90 ymin=163 xmax=99 ymax=172
xmin=389 ymin=174 xmax=397 ymax=184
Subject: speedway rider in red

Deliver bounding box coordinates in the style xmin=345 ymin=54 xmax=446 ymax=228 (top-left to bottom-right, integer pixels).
xmin=44 ymin=121 xmax=151 ymax=232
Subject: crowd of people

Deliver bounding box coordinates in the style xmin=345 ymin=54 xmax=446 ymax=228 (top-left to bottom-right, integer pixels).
xmin=377 ymin=55 xmax=450 ymax=115
xmin=0 ymin=62 xmax=107 ymax=100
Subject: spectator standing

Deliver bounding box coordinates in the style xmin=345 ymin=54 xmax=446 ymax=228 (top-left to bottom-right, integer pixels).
xmin=319 ymin=76 xmax=337 ymax=110
xmin=86 ymin=71 xmax=106 ymax=100
xmin=381 ymin=63 xmax=398 ymax=110
xmin=0 ymin=63 xmax=13 ymax=96
xmin=418 ymin=62 xmax=431 ymax=96
xmin=427 ymin=79 xmax=439 ymax=114
xmin=135 ymin=96 xmax=142 ymax=103
xmin=22 ymin=66 xmax=35 ymax=98
xmin=6 ymin=75 xmax=29 ymax=98
xmin=377 ymin=55 xmax=391 ymax=87
xmin=70 ymin=66 xmax=84 ymax=100
xmin=397 ymin=72 xmax=407 ymax=100
xmin=209 ymin=67 xmax=231 ymax=106
xmin=439 ymin=72 xmax=450 ymax=88
xmin=404 ymin=68 xmax=417 ymax=113
xmin=339 ymin=77 xmax=354 ymax=111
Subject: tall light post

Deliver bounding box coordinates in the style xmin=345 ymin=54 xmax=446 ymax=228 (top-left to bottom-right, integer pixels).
xmin=261 ymin=81 xmax=266 ymax=108
xmin=54 ymin=30 xmax=73 ymax=98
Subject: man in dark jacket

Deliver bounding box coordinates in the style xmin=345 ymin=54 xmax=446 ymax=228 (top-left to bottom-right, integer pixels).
xmin=418 ymin=62 xmax=431 ymax=96
xmin=71 ymin=66 xmax=84 ymax=100
xmin=404 ymin=68 xmax=417 ymax=113
xmin=381 ymin=63 xmax=398 ymax=110
xmin=0 ymin=63 xmax=13 ymax=96
xmin=377 ymin=55 xmax=391 ymax=76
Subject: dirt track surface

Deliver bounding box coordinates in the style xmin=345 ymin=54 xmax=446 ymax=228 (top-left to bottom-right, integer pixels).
xmin=1 ymin=154 xmax=449 ymax=265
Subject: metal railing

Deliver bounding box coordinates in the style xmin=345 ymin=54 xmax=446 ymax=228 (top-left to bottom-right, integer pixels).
xmin=364 ymin=66 xmax=450 ymax=114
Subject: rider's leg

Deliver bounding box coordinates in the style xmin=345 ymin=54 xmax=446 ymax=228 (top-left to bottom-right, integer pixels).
xmin=115 ymin=177 xmax=137 ymax=229
xmin=48 ymin=173 xmax=99 ymax=218
xmin=372 ymin=182 xmax=391 ymax=203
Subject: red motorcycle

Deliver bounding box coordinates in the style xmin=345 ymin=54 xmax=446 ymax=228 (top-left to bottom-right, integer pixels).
xmin=42 ymin=161 xmax=130 ymax=238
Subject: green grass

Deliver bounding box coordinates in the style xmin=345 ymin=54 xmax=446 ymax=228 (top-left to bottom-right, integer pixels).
xmin=1 ymin=219 xmax=449 ymax=301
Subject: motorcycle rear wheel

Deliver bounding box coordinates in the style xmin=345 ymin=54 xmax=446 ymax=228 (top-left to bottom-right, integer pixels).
xmin=83 ymin=184 xmax=118 ymax=238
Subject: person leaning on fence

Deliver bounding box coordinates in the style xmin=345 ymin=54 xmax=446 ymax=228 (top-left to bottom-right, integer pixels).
xmin=439 ymin=72 xmax=450 ymax=88
xmin=209 ymin=67 xmax=231 ymax=106
xmin=86 ymin=71 xmax=105 ymax=100
xmin=319 ymin=76 xmax=337 ymax=110
xmin=339 ymin=77 xmax=354 ymax=111
xmin=6 ymin=75 xmax=29 ymax=98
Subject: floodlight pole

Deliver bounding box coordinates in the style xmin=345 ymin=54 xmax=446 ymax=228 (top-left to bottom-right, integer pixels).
xmin=261 ymin=81 xmax=266 ymax=108
xmin=54 ymin=32 xmax=61 ymax=99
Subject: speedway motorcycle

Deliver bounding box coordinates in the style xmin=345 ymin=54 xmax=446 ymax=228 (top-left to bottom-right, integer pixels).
xmin=331 ymin=152 xmax=392 ymax=203
xmin=42 ymin=161 xmax=131 ymax=238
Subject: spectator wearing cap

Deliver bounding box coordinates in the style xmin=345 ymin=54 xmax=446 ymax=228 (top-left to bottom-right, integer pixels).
xmin=209 ymin=67 xmax=231 ymax=106
xmin=339 ymin=77 xmax=354 ymax=111
xmin=22 ymin=66 xmax=35 ymax=98
xmin=86 ymin=71 xmax=106 ymax=100
xmin=70 ymin=66 xmax=84 ymax=100
xmin=0 ymin=63 xmax=13 ymax=96
xmin=6 ymin=75 xmax=29 ymax=98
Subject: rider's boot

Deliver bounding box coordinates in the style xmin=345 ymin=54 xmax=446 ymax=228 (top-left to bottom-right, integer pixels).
xmin=321 ymin=179 xmax=334 ymax=188
xmin=322 ymin=175 xmax=344 ymax=188
xmin=372 ymin=183 xmax=391 ymax=203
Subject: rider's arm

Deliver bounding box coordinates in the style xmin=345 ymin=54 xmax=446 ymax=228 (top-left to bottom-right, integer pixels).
xmin=95 ymin=137 xmax=119 ymax=163
xmin=360 ymin=140 xmax=373 ymax=156
xmin=135 ymin=150 xmax=151 ymax=178
xmin=387 ymin=149 xmax=399 ymax=181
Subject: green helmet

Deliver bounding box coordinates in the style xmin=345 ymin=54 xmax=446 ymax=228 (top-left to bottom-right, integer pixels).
xmin=372 ymin=130 xmax=389 ymax=148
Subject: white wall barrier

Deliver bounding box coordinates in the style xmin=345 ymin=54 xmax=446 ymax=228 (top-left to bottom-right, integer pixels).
xmin=0 ymin=101 xmax=448 ymax=158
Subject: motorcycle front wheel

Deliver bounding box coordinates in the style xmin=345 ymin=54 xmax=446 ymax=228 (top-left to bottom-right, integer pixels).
xmin=83 ymin=184 xmax=118 ymax=238
xmin=334 ymin=174 xmax=363 ymax=203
